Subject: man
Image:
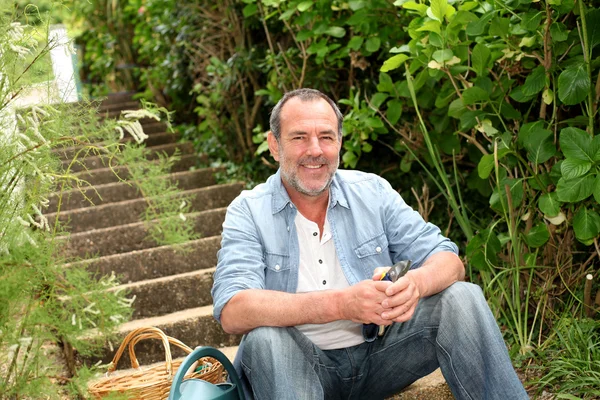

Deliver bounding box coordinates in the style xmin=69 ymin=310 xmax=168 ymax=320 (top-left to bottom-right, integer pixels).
xmin=211 ymin=88 xmax=527 ymax=399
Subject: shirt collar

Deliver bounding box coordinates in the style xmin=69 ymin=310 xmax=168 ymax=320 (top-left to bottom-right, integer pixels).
xmin=270 ymin=169 xmax=350 ymax=214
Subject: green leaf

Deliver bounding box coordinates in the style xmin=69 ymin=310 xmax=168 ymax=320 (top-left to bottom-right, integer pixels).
xmin=366 ymin=117 xmax=384 ymax=128
xmin=558 ymin=63 xmax=590 ymax=105
xmin=349 ymin=1 xmax=366 ymax=11
xmin=386 ymin=100 xmax=403 ymax=125
xmin=347 ymin=36 xmax=364 ymax=51
xmin=377 ymin=72 xmax=395 ymax=93
xmin=402 ymin=1 xmax=428 ymax=16
xmin=518 ymin=123 xmax=555 ymax=164
xmin=478 ymin=150 xmax=511 ymax=179
xmin=466 ymin=11 xmax=494 ymax=36
xmin=573 ymin=207 xmax=600 ymax=242
xmin=488 ymin=16 xmax=510 ymax=37
xmin=430 ymin=0 xmax=448 ymax=21
xmin=296 ymin=30 xmax=313 ymax=41
xmin=472 ymin=44 xmax=490 ymax=76
xmin=560 ymin=158 xmax=592 ymax=179
xmin=297 ymin=1 xmax=314 ymax=11
xmin=432 ymin=49 xmax=453 ymax=63
xmin=462 ymin=86 xmax=489 ymax=105
xmin=325 ymin=26 xmax=346 ymax=38
xmin=594 ymin=173 xmax=600 ymax=204
xmin=560 ymin=127 xmax=596 ymax=162
xmin=365 ymin=37 xmax=381 ymax=52
xmin=521 ymin=11 xmax=544 ymax=31
xmin=448 ymin=98 xmax=466 ymax=118
xmin=522 ymin=65 xmax=546 ymax=96
xmin=342 ymin=150 xmax=358 ymax=168
xmin=490 ymin=178 xmax=524 ymax=212
xmin=524 ymin=223 xmax=550 ymax=248
xmin=370 ymin=93 xmax=389 ymax=110
xmin=538 ymin=192 xmax=561 ymax=217
xmin=556 ymin=175 xmax=595 ymax=202
xmin=417 ymin=20 xmax=442 ymax=35
xmin=510 ymin=86 xmax=536 ymax=103
xmin=380 ymin=54 xmax=409 ymax=72
xmin=587 ymin=8 xmax=600 ymax=51
xmin=242 ymin=4 xmax=258 ymax=17
xmin=550 ymin=22 xmax=569 ymax=42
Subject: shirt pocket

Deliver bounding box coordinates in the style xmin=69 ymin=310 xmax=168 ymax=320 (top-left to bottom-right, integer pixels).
xmin=354 ymin=232 xmax=392 ymax=275
xmin=264 ymin=252 xmax=290 ymax=290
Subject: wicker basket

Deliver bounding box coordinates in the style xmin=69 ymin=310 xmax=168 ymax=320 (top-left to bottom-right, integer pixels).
xmin=88 ymin=327 xmax=224 ymax=399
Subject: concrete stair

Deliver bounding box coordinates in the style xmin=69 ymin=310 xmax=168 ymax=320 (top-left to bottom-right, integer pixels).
xmin=57 ymin=92 xmax=451 ymax=399
xmin=53 ymin=92 xmax=244 ymax=371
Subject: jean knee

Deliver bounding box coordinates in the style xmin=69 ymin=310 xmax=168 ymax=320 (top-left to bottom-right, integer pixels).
xmin=442 ymin=282 xmax=486 ymax=310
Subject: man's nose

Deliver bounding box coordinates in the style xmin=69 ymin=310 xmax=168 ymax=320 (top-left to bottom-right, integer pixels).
xmin=306 ymin=136 xmax=323 ymax=156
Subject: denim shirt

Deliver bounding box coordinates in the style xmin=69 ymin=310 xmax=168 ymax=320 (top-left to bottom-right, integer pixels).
xmin=212 ymin=169 xmax=458 ymax=323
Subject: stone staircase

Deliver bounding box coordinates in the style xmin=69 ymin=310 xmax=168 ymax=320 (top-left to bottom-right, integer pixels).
xmin=54 ymin=92 xmax=451 ymax=398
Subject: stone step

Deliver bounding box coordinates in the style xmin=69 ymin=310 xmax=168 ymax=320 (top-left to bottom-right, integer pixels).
xmin=53 ymin=132 xmax=180 ymax=161
xmin=96 ymin=100 xmax=139 ymax=114
xmin=66 ymin=235 xmax=220 ymax=282
xmin=49 ymin=183 xmax=241 ymax=233
xmin=71 ymin=153 xmax=199 ymax=187
xmin=62 ymin=142 xmax=195 ymax=173
xmin=93 ymin=92 xmax=136 ymax=107
xmin=59 ymin=208 xmax=226 ymax=259
xmin=110 ymin=268 xmax=216 ymax=319
xmin=47 ymin=167 xmax=221 ymax=214
xmin=88 ymin=306 xmax=242 ymax=366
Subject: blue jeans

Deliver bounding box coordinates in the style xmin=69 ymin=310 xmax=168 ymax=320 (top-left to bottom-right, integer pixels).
xmin=239 ymin=282 xmax=528 ymax=400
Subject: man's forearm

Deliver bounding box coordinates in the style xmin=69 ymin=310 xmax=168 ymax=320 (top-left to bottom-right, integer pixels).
xmin=408 ymin=251 xmax=465 ymax=298
xmin=219 ymin=288 xmax=344 ymax=335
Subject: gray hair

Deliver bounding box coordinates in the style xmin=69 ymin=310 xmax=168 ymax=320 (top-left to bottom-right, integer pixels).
xmin=269 ymin=88 xmax=343 ymax=141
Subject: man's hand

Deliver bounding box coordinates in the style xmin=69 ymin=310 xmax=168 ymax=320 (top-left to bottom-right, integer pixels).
xmin=371 ymin=267 xmax=421 ymax=323
xmin=339 ymin=279 xmax=394 ymax=325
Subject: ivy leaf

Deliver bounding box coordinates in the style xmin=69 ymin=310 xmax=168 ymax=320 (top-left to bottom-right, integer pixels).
xmin=522 ymin=65 xmax=546 ymax=96
xmin=550 ymin=22 xmax=569 ymax=42
xmin=594 ymin=173 xmax=600 ymax=204
xmin=573 ymin=207 xmax=600 ymax=243
xmin=560 ymin=158 xmax=592 ymax=179
xmin=386 ymin=100 xmax=403 ymax=125
xmin=365 ymin=37 xmax=381 ymax=52
xmin=524 ymin=223 xmax=550 ymax=248
xmin=558 ymin=63 xmax=590 ymax=105
xmin=380 ymin=54 xmax=409 ymax=72
xmin=325 ymin=26 xmax=346 ymax=38
xmin=560 ymin=127 xmax=595 ymax=162
xmin=538 ymin=192 xmax=561 ymax=217
xmin=556 ymin=175 xmax=595 ymax=202
xmin=472 ymin=43 xmax=491 ymax=76
xmin=462 ymin=86 xmax=489 ymax=105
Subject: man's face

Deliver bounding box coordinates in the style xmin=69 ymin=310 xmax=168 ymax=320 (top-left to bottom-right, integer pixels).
xmin=268 ymin=97 xmax=342 ymax=198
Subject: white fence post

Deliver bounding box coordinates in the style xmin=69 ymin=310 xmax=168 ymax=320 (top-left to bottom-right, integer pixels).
xmin=49 ymin=24 xmax=78 ymax=103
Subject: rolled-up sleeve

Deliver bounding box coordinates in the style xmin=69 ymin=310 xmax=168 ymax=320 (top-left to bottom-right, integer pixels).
xmin=378 ymin=177 xmax=458 ymax=268
xmin=211 ymin=197 xmax=267 ymax=323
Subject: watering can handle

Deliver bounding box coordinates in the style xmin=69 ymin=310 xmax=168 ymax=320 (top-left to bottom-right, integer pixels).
xmin=168 ymin=346 xmax=244 ymax=400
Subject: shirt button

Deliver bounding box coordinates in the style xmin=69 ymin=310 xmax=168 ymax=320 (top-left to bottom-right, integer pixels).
xmin=287 ymin=226 xmax=290 ymax=231
xmin=289 ymin=204 xmax=293 ymax=208
xmin=318 ymin=259 xmax=323 ymax=264
xmin=376 ymin=246 xmax=382 ymax=253
xmin=322 ymin=280 xmax=327 ymax=285
xmin=275 ymin=264 xmax=280 ymax=271
xmin=313 ymin=232 xmax=318 ymax=237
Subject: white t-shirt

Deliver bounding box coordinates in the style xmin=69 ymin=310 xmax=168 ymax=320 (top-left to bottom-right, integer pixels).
xmin=294 ymin=211 xmax=364 ymax=350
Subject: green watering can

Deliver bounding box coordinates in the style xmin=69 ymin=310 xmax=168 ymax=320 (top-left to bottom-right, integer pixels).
xmin=168 ymin=346 xmax=244 ymax=400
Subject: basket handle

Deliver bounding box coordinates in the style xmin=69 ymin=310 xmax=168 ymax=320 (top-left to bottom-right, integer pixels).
xmin=168 ymin=346 xmax=244 ymax=400
xmin=107 ymin=327 xmax=191 ymax=375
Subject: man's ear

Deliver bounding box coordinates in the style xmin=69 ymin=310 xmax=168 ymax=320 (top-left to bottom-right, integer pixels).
xmin=267 ymin=131 xmax=280 ymax=162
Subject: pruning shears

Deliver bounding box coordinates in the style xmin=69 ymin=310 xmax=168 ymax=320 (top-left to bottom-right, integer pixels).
xmin=363 ymin=260 xmax=412 ymax=339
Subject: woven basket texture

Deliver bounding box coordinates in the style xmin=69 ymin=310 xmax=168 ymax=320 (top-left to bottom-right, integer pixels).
xmin=88 ymin=327 xmax=224 ymax=399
